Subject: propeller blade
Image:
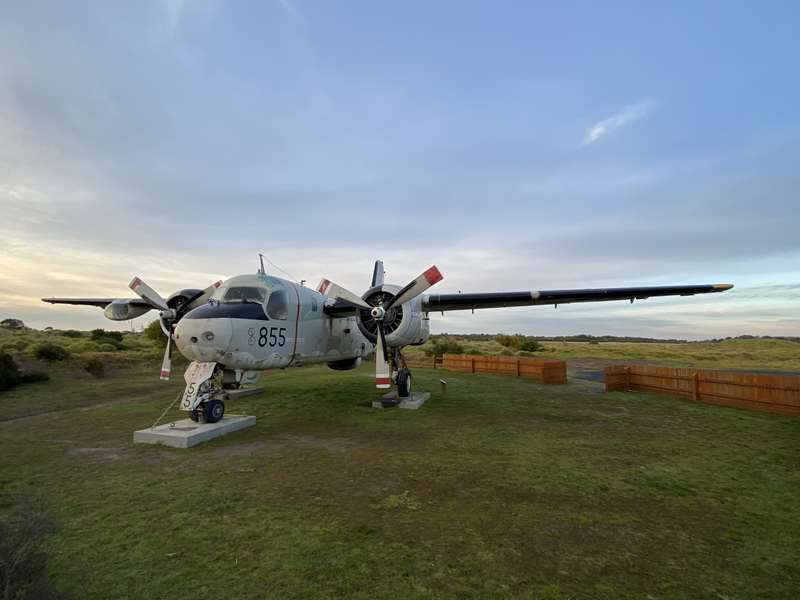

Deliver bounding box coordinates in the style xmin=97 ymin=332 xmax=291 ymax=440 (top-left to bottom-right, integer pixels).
xmin=375 ymin=324 xmax=391 ymax=389
xmin=176 ymin=280 xmax=222 ymax=318
xmin=371 ymin=260 xmax=385 ymax=287
xmin=129 ymin=277 xmax=169 ymax=310
xmin=384 ymin=266 xmax=443 ymax=310
xmin=316 ymin=278 xmax=371 ymax=310
xmin=159 ymin=333 xmax=172 ymax=381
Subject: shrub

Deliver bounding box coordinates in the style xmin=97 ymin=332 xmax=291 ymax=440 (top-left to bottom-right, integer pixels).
xmin=423 ymin=338 xmax=465 ymax=357
xmin=33 ymin=343 xmax=70 ymax=362
xmin=98 ymin=343 xmax=118 ymax=353
xmin=61 ymin=330 xmax=83 ymax=338
xmin=144 ymin=320 xmax=168 ymax=348
xmin=89 ymin=328 xmax=123 ymax=348
xmin=496 ymin=334 xmax=540 ymax=353
xmin=0 ymin=352 xmax=21 ymax=391
xmin=83 ymin=357 xmax=105 ymax=378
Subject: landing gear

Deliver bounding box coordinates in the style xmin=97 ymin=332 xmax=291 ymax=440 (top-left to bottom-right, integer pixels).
xmin=397 ymin=368 xmax=412 ymax=398
xmin=203 ymin=399 xmax=225 ymax=424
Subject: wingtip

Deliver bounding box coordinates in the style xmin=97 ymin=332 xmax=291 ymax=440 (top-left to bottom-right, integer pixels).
xmin=714 ymin=283 xmax=734 ymax=291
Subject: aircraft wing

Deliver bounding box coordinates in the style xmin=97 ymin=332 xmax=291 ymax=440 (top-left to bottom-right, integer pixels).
xmin=41 ymin=298 xmax=151 ymax=308
xmin=422 ymin=284 xmax=733 ymax=312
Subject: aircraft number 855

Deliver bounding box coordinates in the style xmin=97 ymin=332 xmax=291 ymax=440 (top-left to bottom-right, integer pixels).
xmin=258 ymin=326 xmax=286 ymax=348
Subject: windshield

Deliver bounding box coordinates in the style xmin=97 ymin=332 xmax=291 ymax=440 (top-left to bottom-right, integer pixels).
xmin=221 ymin=286 xmax=267 ymax=304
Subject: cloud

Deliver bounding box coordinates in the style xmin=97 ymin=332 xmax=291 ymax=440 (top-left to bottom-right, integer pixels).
xmin=581 ymin=101 xmax=655 ymax=146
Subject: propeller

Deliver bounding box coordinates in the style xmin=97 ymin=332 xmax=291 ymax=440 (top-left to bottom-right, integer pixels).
xmin=316 ymin=278 xmax=372 ymax=310
xmin=368 ymin=265 xmax=442 ymax=389
xmin=129 ymin=277 xmax=221 ymax=381
xmin=316 ymin=263 xmax=443 ymax=390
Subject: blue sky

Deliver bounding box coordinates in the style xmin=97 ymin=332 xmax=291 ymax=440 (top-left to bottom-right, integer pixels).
xmin=1 ymin=1 xmax=798 ymax=338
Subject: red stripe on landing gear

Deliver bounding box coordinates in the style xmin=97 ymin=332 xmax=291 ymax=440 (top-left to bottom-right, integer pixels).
xmin=375 ymin=377 xmax=391 ymax=385
xmin=423 ymin=266 xmax=443 ymax=285
xmin=159 ymin=371 xmax=170 ymax=379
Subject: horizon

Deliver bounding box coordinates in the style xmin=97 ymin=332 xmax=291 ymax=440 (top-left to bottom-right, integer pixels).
xmin=2 ymin=2 xmax=799 ymax=338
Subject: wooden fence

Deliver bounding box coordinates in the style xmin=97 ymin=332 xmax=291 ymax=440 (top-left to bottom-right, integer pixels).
xmin=405 ymin=354 xmax=567 ymax=385
xmin=605 ymin=365 xmax=800 ymax=416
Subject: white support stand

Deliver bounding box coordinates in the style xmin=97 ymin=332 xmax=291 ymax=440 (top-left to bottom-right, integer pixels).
xmin=133 ymin=415 xmax=256 ymax=448
xmin=372 ymin=392 xmax=430 ymax=410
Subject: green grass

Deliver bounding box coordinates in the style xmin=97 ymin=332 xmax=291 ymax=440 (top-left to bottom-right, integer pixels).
xmin=407 ymin=337 xmax=800 ymax=371
xmin=1 ymin=364 xmax=799 ymax=599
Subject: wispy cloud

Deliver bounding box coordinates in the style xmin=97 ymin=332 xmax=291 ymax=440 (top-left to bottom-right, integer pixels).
xmin=581 ymin=101 xmax=655 ymax=146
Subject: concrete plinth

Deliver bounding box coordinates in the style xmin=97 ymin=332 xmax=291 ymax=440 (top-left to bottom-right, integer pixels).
xmin=372 ymin=392 xmax=430 ymax=410
xmin=134 ymin=415 xmax=256 ymax=448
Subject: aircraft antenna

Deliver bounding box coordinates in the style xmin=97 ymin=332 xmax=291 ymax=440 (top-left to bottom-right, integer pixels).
xmin=258 ymin=253 xmax=266 ymax=275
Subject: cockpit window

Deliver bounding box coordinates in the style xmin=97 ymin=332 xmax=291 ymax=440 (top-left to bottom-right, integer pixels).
xmin=266 ymin=289 xmax=289 ymax=320
xmin=222 ymin=286 xmax=266 ymax=304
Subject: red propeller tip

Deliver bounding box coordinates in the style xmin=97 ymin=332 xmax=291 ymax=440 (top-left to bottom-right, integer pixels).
xmin=423 ymin=266 xmax=443 ymax=285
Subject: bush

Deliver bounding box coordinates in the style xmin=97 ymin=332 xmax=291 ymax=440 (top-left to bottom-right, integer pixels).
xmin=89 ymin=329 xmax=123 ymax=349
xmin=0 ymin=352 xmax=21 ymax=391
xmin=144 ymin=320 xmax=168 ymax=348
xmin=33 ymin=343 xmax=70 ymax=362
xmin=496 ymin=334 xmax=540 ymax=353
xmin=61 ymin=330 xmax=83 ymax=338
xmin=83 ymin=357 xmax=105 ymax=378
xmin=423 ymin=338 xmax=465 ymax=357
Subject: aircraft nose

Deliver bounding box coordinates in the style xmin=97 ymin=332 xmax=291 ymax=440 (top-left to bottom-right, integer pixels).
xmin=174 ymin=315 xmax=234 ymax=362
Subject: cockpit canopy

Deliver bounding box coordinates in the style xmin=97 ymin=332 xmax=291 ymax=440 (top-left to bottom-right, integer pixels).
xmin=221 ymin=286 xmax=266 ymax=304
xmin=206 ymin=275 xmax=289 ymax=320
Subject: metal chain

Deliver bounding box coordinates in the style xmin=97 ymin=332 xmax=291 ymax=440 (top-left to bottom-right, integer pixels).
xmin=150 ymin=389 xmax=184 ymax=430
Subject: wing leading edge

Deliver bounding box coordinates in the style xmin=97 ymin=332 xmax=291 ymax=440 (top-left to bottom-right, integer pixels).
xmin=422 ymin=284 xmax=733 ymax=312
xmin=41 ymin=298 xmax=151 ymax=308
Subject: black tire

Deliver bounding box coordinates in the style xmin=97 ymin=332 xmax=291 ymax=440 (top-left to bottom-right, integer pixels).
xmin=189 ymin=409 xmax=200 ymax=423
xmin=203 ymin=399 xmax=225 ymax=424
xmin=397 ymin=369 xmax=412 ymax=398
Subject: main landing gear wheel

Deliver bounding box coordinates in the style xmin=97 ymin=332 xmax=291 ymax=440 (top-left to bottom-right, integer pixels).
xmin=203 ymin=399 xmax=225 ymax=424
xmin=397 ymin=368 xmax=412 ymax=399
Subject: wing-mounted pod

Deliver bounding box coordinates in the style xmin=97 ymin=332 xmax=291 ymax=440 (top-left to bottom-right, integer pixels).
xmin=103 ymin=299 xmax=152 ymax=321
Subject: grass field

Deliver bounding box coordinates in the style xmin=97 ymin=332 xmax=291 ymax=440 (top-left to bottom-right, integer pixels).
xmin=1 ymin=363 xmax=799 ymax=599
xmin=406 ymin=337 xmax=800 ymax=372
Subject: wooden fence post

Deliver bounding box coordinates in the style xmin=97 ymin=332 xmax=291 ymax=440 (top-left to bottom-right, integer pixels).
xmin=470 ymin=356 xmax=475 ymax=373
xmin=515 ymin=358 xmax=520 ymax=377
xmin=692 ymin=372 xmax=700 ymax=401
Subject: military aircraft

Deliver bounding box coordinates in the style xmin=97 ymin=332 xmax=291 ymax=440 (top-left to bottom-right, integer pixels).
xmin=43 ymin=259 xmax=733 ymax=423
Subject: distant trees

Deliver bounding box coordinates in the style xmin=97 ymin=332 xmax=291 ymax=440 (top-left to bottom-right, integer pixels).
xmin=0 ymin=318 xmax=25 ymax=330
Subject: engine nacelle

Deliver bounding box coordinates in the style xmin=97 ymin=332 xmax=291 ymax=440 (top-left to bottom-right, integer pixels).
xmin=356 ymin=284 xmax=431 ymax=348
xmin=327 ymin=357 xmax=362 ymax=371
xmin=103 ymin=299 xmax=151 ymax=321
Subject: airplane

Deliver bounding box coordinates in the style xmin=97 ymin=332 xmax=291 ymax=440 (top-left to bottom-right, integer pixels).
xmin=42 ymin=259 xmax=733 ymax=424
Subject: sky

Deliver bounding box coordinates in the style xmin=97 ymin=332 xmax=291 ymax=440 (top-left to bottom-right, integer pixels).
xmin=1 ymin=1 xmax=798 ymax=339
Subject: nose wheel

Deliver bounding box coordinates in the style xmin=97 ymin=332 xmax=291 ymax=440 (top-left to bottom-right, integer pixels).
xmin=188 ymin=399 xmax=226 ymax=423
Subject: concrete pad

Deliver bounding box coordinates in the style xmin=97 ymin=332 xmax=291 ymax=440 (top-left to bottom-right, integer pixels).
xmin=133 ymin=415 xmax=256 ymax=448
xmin=372 ymin=392 xmax=430 ymax=410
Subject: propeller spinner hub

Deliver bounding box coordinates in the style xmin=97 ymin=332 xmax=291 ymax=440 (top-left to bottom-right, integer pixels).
xmin=370 ymin=306 xmax=385 ymax=320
